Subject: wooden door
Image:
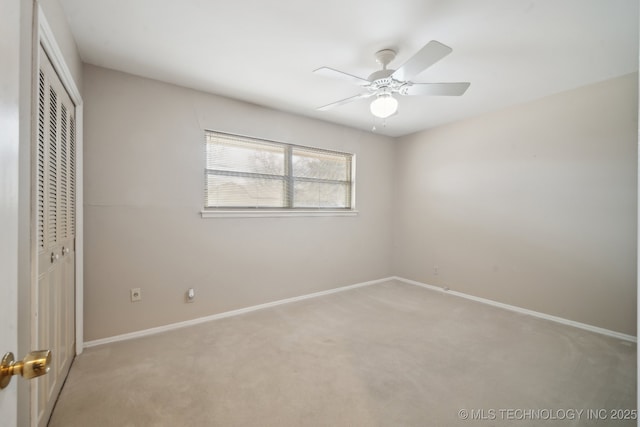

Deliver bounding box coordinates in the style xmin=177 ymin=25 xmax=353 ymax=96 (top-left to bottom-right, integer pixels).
xmin=34 ymin=46 xmax=76 ymax=427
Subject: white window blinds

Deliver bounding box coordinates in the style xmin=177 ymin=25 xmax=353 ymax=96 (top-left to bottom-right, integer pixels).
xmin=205 ymin=131 xmax=354 ymax=210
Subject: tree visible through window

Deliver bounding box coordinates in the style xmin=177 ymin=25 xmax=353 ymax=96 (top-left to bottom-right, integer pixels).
xmin=204 ymin=131 xmax=354 ymax=209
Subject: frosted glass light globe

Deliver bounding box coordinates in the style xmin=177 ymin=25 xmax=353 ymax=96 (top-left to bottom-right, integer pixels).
xmin=370 ymin=94 xmax=398 ymax=118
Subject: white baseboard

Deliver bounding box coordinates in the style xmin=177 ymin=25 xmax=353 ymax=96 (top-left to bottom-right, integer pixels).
xmin=85 ymin=275 xmax=637 ymax=348
xmin=84 ymin=277 xmax=395 ymax=348
xmin=393 ymin=276 xmax=637 ymax=343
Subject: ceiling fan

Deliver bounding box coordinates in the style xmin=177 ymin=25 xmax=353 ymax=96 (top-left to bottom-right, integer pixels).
xmin=314 ymin=40 xmax=470 ymax=119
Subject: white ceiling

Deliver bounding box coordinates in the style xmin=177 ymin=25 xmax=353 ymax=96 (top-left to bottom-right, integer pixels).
xmin=58 ymin=0 xmax=638 ymax=137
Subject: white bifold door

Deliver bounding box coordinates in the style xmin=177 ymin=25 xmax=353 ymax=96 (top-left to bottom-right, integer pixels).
xmin=34 ymin=45 xmax=76 ymax=427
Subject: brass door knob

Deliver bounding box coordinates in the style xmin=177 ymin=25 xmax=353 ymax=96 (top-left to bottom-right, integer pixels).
xmin=0 ymin=350 xmax=51 ymax=389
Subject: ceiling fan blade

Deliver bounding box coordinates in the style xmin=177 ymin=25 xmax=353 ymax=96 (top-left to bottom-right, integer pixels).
xmin=400 ymin=82 xmax=470 ymax=96
xmin=313 ymin=67 xmax=370 ymax=86
xmin=317 ymin=92 xmax=374 ymax=111
xmin=391 ymin=41 xmax=453 ymax=82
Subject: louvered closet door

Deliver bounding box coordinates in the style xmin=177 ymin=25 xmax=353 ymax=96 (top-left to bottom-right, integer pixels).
xmin=35 ymin=46 xmax=76 ymax=427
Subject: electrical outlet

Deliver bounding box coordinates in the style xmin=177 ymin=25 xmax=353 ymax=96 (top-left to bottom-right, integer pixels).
xmin=130 ymin=288 xmax=142 ymax=302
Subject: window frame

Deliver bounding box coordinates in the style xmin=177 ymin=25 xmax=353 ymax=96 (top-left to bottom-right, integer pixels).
xmin=201 ymin=130 xmax=358 ymax=218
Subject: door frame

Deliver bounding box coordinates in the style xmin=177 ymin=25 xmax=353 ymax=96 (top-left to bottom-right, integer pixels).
xmin=35 ymin=5 xmax=84 ymax=358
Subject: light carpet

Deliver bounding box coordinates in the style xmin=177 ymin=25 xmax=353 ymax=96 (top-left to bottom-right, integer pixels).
xmin=49 ymin=280 xmax=636 ymax=426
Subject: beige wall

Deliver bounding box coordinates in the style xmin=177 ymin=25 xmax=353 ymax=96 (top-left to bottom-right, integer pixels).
xmin=82 ymin=64 xmax=395 ymax=340
xmin=393 ymin=73 xmax=638 ymax=335
xmin=83 ymin=63 xmax=637 ymax=340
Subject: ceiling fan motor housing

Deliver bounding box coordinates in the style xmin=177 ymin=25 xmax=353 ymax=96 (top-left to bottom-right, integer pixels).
xmin=367 ymin=69 xmax=394 ymax=82
xmin=368 ymin=49 xmax=409 ymax=93
xmin=367 ymin=70 xmax=409 ymax=94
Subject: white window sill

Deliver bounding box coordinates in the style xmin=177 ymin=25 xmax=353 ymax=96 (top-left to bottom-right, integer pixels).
xmin=201 ymin=209 xmax=359 ymax=218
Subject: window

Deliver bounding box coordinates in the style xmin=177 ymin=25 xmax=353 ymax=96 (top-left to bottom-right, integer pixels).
xmin=203 ymin=131 xmax=355 ymax=216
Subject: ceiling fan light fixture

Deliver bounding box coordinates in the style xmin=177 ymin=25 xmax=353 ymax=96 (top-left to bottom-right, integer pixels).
xmin=370 ymin=93 xmax=398 ymax=118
